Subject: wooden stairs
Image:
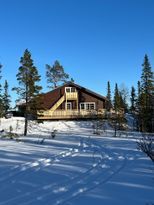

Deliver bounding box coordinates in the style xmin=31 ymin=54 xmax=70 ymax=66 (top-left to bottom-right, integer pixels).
xmin=49 ymin=95 xmax=65 ymax=112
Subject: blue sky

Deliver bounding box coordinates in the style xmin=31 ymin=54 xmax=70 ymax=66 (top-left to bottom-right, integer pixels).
xmin=0 ymin=0 xmax=154 ymax=105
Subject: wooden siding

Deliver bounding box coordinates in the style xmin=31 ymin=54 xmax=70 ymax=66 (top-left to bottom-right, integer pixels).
xmin=37 ymin=82 xmax=107 ymax=119
xmin=78 ymin=90 xmax=104 ymax=110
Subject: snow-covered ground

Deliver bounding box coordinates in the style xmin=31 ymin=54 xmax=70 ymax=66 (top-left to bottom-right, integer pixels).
xmin=0 ymin=118 xmax=153 ymax=205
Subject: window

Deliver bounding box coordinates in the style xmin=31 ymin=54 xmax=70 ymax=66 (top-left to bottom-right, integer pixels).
xmin=65 ymin=87 xmax=76 ymax=93
xmin=80 ymin=103 xmax=85 ymax=110
xmin=65 ymin=87 xmax=71 ymax=93
xmin=80 ymin=102 xmax=95 ymax=110
xmin=66 ymin=102 xmax=72 ymax=110
xmin=89 ymin=103 xmax=95 ymax=110
xmin=71 ymin=87 xmax=76 ymax=92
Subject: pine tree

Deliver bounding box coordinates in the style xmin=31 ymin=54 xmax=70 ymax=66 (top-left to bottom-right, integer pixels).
xmin=106 ymin=81 xmax=112 ymax=111
xmin=46 ymin=60 xmax=69 ymax=89
xmin=130 ymin=86 xmax=136 ymax=113
xmin=70 ymin=78 xmax=74 ymax=83
xmin=13 ymin=49 xmax=42 ymax=136
xmin=3 ymin=80 xmax=11 ymax=115
xmin=138 ymin=54 xmax=154 ymax=132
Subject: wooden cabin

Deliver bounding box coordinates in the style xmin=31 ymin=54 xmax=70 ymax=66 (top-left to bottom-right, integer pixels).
xmin=37 ymin=82 xmax=108 ymax=119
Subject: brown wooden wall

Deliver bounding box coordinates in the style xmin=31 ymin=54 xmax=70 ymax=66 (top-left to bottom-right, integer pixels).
xmin=59 ymin=85 xmax=105 ymax=110
xmin=41 ymin=83 xmax=106 ymax=110
xmin=78 ymin=89 xmax=104 ymax=110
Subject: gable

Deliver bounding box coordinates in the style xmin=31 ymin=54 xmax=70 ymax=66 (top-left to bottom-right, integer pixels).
xmin=40 ymin=82 xmax=107 ymax=110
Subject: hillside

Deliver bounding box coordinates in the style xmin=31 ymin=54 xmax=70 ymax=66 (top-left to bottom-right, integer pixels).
xmin=0 ymin=118 xmax=154 ymax=205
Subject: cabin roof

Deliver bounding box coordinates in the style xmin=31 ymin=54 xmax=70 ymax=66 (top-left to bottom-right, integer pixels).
xmin=39 ymin=82 xmax=108 ymax=110
xmin=43 ymin=81 xmax=107 ymax=101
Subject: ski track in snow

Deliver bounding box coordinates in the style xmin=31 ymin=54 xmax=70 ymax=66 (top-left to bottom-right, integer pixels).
xmin=46 ymin=138 xmax=129 ymax=205
xmin=0 ymin=136 xmax=129 ymax=205
xmin=0 ymin=119 xmax=153 ymax=205
xmin=0 ymin=136 xmax=91 ymax=204
xmin=0 ymin=141 xmax=82 ymax=193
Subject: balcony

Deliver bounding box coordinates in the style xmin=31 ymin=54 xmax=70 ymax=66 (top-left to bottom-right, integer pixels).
xmin=65 ymin=92 xmax=78 ymax=100
xmin=65 ymin=87 xmax=78 ymax=100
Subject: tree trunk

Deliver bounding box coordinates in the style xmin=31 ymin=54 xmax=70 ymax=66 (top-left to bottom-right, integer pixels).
xmin=114 ymin=122 xmax=117 ymax=137
xmin=24 ymin=114 xmax=28 ymax=136
xmin=24 ymin=74 xmax=28 ymax=136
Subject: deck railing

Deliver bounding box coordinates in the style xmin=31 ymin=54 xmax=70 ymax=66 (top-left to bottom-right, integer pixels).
xmin=37 ymin=109 xmax=105 ymax=119
xmin=39 ymin=109 xmax=96 ymax=116
xmin=65 ymin=92 xmax=78 ymax=100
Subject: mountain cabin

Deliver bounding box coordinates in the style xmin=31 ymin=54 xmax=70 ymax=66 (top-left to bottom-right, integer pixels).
xmin=37 ymin=82 xmax=108 ymax=120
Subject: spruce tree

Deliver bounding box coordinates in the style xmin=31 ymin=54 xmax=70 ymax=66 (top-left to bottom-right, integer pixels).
xmin=136 ymin=81 xmax=141 ymax=130
xmin=0 ymin=63 xmax=2 ymax=91
xmin=113 ymin=83 xmax=121 ymax=112
xmin=106 ymin=81 xmax=112 ymax=111
xmin=46 ymin=60 xmax=69 ymax=89
xmin=0 ymin=64 xmax=4 ymax=117
xmin=13 ymin=49 xmax=42 ymax=136
xmin=137 ymin=81 xmax=141 ymax=97
xmin=119 ymin=84 xmax=128 ymax=112
xmin=130 ymin=86 xmax=136 ymax=113
xmin=113 ymin=83 xmax=126 ymax=133
xmin=3 ymin=80 xmax=11 ymax=115
xmin=138 ymin=54 xmax=154 ymax=132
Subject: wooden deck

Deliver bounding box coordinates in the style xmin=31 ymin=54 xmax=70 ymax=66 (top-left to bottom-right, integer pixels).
xmin=37 ymin=109 xmax=105 ymax=120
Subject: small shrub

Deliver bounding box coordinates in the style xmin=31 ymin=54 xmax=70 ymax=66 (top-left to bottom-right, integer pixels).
xmin=137 ymin=134 xmax=154 ymax=162
xmin=92 ymin=120 xmax=104 ymax=135
xmin=37 ymin=119 xmax=44 ymax=124
xmin=2 ymin=126 xmax=19 ymax=140
xmin=51 ymin=129 xmax=57 ymax=139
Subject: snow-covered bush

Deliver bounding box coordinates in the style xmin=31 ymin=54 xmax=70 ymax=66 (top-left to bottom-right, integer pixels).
xmin=92 ymin=119 xmax=106 ymax=135
xmin=137 ymin=134 xmax=154 ymax=162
